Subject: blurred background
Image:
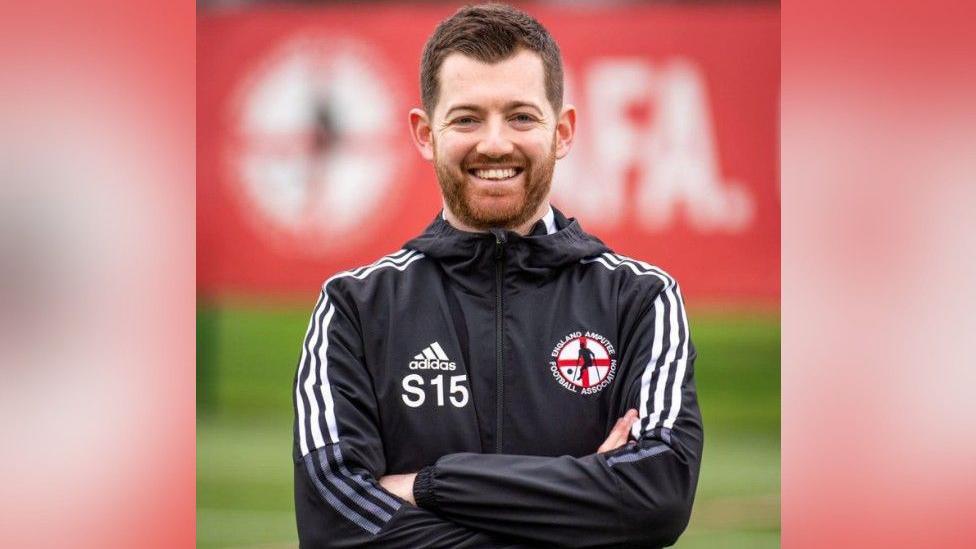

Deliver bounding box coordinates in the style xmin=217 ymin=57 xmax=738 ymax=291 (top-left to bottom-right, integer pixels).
xmin=197 ymin=1 xmax=779 ymax=547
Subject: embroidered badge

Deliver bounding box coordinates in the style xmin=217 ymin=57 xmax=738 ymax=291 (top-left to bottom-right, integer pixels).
xmin=549 ymin=331 xmax=617 ymax=395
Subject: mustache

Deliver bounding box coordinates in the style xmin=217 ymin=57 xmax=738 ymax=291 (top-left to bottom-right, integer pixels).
xmin=462 ymin=156 xmax=526 ymax=169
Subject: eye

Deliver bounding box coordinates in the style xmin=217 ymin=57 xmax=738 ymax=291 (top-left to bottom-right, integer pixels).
xmin=453 ymin=116 xmax=478 ymax=126
xmin=511 ymin=113 xmax=537 ymax=125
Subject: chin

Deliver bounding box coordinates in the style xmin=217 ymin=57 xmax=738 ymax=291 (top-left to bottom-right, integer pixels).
xmin=467 ymin=198 xmax=523 ymax=223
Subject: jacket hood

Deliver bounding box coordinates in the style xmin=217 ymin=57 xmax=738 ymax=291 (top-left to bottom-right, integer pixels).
xmin=403 ymin=207 xmax=610 ymax=284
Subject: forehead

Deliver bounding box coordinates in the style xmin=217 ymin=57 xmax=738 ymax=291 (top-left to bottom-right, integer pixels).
xmin=435 ymin=49 xmax=548 ymax=117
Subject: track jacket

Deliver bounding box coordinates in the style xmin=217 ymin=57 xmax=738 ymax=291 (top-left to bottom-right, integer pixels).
xmin=293 ymin=207 xmax=703 ymax=548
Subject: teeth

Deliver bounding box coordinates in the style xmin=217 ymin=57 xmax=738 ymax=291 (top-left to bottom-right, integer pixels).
xmin=473 ymin=168 xmax=517 ymax=180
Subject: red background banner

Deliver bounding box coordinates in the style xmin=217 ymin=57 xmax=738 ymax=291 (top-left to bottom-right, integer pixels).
xmin=198 ymin=3 xmax=779 ymax=304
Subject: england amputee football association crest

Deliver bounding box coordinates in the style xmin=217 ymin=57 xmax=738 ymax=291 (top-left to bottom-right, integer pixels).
xmin=549 ymin=331 xmax=617 ymax=395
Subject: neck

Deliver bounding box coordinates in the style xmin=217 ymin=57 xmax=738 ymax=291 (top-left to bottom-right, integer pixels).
xmin=443 ymin=201 xmax=551 ymax=236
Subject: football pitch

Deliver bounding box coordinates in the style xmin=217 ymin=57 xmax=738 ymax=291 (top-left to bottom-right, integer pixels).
xmin=197 ymin=305 xmax=780 ymax=548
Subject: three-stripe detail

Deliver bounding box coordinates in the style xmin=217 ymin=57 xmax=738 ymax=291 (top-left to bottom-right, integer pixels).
xmin=581 ymin=252 xmax=691 ymax=442
xmin=414 ymin=341 xmax=450 ymax=361
xmin=302 ymin=447 xmax=401 ymax=534
xmin=294 ymin=249 xmax=424 ymax=532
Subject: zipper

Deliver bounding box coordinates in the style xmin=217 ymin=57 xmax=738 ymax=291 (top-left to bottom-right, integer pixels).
xmin=492 ymin=230 xmax=507 ymax=453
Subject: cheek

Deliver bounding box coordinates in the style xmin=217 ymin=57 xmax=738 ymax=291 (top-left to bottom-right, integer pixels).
xmin=435 ymin=136 xmax=474 ymax=163
xmin=520 ymin=135 xmax=556 ymax=158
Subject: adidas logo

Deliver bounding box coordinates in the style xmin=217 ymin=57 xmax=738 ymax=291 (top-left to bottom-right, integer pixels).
xmin=409 ymin=341 xmax=457 ymax=371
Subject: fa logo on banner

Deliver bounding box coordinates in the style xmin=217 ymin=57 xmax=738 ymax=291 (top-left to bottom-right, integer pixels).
xmin=554 ymin=59 xmax=754 ymax=233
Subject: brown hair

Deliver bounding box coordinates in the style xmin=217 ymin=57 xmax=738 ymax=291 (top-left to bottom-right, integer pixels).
xmin=420 ymin=3 xmax=564 ymax=116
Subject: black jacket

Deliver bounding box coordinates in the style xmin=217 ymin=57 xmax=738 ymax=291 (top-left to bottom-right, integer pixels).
xmin=293 ymin=208 xmax=703 ymax=548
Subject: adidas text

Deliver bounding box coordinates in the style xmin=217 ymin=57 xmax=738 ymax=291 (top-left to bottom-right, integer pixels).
xmin=408 ymin=359 xmax=456 ymax=371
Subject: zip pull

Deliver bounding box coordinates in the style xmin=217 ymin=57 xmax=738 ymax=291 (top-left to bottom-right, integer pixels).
xmin=490 ymin=229 xmax=507 ymax=261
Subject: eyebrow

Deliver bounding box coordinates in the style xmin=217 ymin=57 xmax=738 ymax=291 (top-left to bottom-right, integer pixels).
xmin=444 ymin=101 xmax=545 ymax=118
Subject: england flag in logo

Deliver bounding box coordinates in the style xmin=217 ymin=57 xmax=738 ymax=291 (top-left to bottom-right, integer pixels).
xmin=549 ymin=331 xmax=617 ymax=395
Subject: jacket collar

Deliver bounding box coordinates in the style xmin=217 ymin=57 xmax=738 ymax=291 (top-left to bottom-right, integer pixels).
xmin=529 ymin=205 xmax=558 ymax=236
xmin=442 ymin=205 xmax=557 ymax=236
xmin=404 ymin=206 xmax=609 ymax=276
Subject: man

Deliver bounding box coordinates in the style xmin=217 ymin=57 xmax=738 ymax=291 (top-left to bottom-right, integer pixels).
xmin=575 ymin=336 xmax=598 ymax=387
xmin=293 ymin=4 xmax=702 ymax=547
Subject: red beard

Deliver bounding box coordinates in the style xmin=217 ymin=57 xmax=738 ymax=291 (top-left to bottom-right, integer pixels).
xmin=433 ymin=135 xmax=556 ymax=231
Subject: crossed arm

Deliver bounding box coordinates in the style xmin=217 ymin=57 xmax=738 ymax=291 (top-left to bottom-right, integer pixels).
xmin=379 ymin=409 xmax=640 ymax=504
xmin=373 ymin=404 xmax=700 ymax=549
xmin=294 ymin=406 xmax=656 ymax=549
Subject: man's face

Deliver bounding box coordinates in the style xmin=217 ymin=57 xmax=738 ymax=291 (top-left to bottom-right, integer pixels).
xmin=417 ymin=49 xmax=571 ymax=230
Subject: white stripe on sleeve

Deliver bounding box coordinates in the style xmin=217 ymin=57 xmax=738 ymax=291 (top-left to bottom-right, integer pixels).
xmin=298 ymin=250 xmax=426 ymax=455
xmin=295 ymin=292 xmax=326 ymax=457
xmin=581 ymin=253 xmax=688 ymax=440
xmin=663 ymin=283 xmax=690 ymax=429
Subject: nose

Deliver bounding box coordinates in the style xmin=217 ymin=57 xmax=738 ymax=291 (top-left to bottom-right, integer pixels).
xmin=475 ymin=117 xmax=514 ymax=158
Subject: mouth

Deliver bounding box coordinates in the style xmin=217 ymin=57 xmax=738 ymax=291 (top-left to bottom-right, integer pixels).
xmin=466 ymin=167 xmax=524 ymax=181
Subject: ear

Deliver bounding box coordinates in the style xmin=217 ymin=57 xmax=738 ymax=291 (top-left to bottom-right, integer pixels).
xmin=409 ymin=108 xmax=435 ymax=162
xmin=554 ymin=104 xmax=577 ymax=159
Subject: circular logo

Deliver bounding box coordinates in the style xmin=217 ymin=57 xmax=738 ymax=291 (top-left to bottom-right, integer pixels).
xmin=549 ymin=331 xmax=617 ymax=395
xmin=226 ymin=35 xmax=405 ymax=257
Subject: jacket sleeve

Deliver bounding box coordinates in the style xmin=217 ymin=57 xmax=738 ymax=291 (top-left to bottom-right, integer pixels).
xmin=411 ymin=275 xmax=703 ymax=549
xmin=294 ymin=284 xmax=535 ymax=549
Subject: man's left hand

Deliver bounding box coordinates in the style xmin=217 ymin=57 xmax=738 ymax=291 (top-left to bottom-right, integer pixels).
xmin=379 ymin=472 xmax=418 ymax=505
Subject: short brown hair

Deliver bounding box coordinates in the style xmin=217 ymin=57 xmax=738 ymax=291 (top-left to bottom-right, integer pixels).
xmin=420 ymin=3 xmax=564 ymax=116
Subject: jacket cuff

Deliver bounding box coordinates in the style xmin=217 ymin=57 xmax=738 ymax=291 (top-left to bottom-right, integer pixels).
xmin=412 ymin=466 xmax=437 ymax=509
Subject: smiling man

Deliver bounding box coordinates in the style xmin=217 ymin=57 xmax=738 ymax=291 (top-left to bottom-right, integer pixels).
xmin=293 ymin=4 xmax=703 ymax=548
xmin=416 ymin=46 xmax=568 ymax=235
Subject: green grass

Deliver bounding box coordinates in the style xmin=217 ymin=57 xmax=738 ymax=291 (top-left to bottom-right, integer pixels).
xmin=197 ymin=416 xmax=296 ymax=548
xmin=197 ymin=304 xmax=779 ymax=548
xmin=197 ymin=303 xmax=312 ymax=418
